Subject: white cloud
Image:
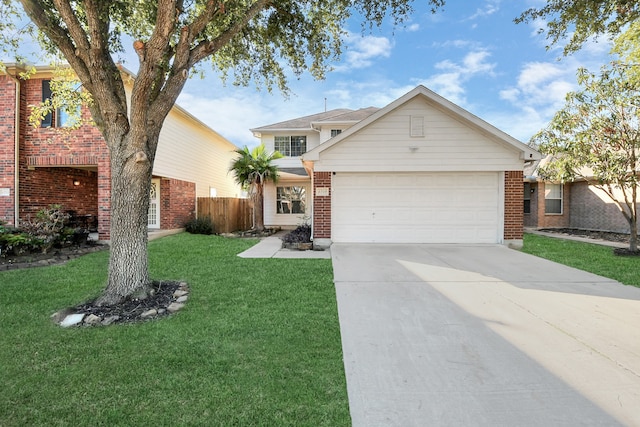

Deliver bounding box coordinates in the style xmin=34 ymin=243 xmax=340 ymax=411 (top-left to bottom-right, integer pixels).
xmin=494 ymin=60 xmax=581 ymax=141
xmin=334 ymin=33 xmax=393 ymax=71
xmin=422 ymin=50 xmax=496 ymax=104
xmin=406 ymin=23 xmax=420 ymax=32
xmin=466 ymin=0 xmax=501 ymax=21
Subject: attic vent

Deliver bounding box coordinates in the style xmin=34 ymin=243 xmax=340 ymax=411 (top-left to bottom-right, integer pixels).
xmin=410 ymin=116 xmax=424 ymax=137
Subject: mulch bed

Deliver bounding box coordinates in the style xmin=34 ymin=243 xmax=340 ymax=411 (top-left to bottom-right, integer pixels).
xmin=0 ymin=243 xmax=107 ymax=271
xmin=539 ymin=228 xmax=640 ymax=257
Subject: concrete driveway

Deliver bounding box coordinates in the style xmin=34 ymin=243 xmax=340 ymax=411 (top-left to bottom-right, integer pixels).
xmin=331 ymin=244 xmax=640 ymax=426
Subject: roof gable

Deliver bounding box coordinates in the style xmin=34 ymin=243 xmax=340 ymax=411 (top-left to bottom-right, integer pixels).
xmin=302 ymin=85 xmax=541 ymax=162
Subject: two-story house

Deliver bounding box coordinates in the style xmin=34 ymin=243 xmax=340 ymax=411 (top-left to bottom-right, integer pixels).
xmin=250 ymin=107 xmax=379 ymax=229
xmin=0 ymin=64 xmax=241 ymax=240
xmin=252 ymin=86 xmax=540 ymax=248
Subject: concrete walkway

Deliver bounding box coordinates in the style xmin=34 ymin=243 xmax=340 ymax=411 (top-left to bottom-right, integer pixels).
xmin=332 ymin=243 xmax=640 ymax=426
xmin=237 ymin=233 xmax=331 ymax=259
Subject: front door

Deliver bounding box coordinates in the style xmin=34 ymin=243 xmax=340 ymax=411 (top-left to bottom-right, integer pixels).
xmin=148 ymin=178 xmax=160 ymax=229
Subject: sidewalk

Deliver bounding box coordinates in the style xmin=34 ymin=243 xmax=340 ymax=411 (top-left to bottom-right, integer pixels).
xmin=238 ymin=232 xmax=331 ymax=259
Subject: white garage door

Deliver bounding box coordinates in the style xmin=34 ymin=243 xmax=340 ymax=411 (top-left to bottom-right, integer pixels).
xmin=332 ymin=172 xmax=501 ymax=243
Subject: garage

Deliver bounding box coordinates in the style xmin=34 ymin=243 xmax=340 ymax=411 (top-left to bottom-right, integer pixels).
xmin=332 ymin=172 xmax=501 ymax=243
xmin=302 ymin=85 xmax=541 ymax=247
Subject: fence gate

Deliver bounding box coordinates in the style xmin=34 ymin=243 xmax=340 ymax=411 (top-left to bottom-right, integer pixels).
xmin=197 ymin=197 xmax=252 ymax=234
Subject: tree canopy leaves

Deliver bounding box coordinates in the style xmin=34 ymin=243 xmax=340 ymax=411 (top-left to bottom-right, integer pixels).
xmin=516 ymin=0 xmax=640 ymax=55
xmin=531 ymin=63 xmax=640 ymax=250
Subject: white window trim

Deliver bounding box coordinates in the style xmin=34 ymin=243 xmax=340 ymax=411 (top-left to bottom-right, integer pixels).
xmin=544 ymin=183 xmax=563 ymax=215
xmin=274 ymin=135 xmax=307 ymax=157
xmin=276 ymin=185 xmax=306 ymax=215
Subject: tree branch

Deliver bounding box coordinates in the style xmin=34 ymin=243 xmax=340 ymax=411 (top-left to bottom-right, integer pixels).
xmin=190 ymin=0 xmax=271 ymax=64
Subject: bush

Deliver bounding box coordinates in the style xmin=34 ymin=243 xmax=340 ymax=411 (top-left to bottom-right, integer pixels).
xmin=0 ymin=227 xmax=39 ymax=257
xmin=185 ymin=216 xmax=215 ymax=235
xmin=20 ymin=204 xmax=71 ymax=253
xmin=282 ymin=224 xmax=311 ymax=244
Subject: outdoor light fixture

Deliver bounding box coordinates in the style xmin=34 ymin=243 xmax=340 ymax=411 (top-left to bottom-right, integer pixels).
xmin=73 ymin=179 xmax=80 ymax=186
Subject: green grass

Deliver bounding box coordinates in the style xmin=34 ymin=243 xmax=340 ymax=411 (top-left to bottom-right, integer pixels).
xmin=522 ymin=233 xmax=640 ymax=287
xmin=0 ymin=233 xmax=350 ymax=426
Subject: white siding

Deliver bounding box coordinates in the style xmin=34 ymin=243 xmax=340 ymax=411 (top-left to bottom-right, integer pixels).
xmin=318 ymin=126 xmax=349 ymax=143
xmin=263 ymin=179 xmax=310 ymax=228
xmin=314 ymin=97 xmax=522 ymax=172
xmin=153 ymin=109 xmax=241 ymax=198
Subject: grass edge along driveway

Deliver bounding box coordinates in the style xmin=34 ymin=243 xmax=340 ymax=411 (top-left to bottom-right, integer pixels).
xmin=0 ymin=233 xmax=350 ymax=427
xmin=522 ymin=233 xmax=640 ymax=287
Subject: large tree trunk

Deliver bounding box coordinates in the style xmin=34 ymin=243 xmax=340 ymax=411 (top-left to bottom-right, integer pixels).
xmin=96 ymin=132 xmax=155 ymax=306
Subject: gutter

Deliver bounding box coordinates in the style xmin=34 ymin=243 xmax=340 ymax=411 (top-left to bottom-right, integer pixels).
xmin=5 ymin=70 xmax=20 ymax=226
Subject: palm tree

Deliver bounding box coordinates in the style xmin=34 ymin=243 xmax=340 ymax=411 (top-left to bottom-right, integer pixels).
xmin=229 ymin=144 xmax=283 ymax=231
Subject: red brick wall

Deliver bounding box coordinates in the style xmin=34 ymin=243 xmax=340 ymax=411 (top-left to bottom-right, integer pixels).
xmin=17 ymin=77 xmax=112 ymax=238
xmin=0 ymin=76 xmax=17 ymax=224
xmin=523 ymin=182 xmax=538 ymax=228
xmin=313 ymin=172 xmax=331 ymax=239
xmin=504 ymin=171 xmax=524 ymax=240
xmin=19 ymin=167 xmax=97 ymax=219
xmin=160 ymin=178 xmax=196 ymax=229
xmin=535 ymin=181 xmax=570 ymax=229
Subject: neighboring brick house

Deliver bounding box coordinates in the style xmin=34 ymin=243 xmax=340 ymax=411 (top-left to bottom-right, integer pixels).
xmin=0 ymin=64 xmax=241 ymax=240
xmin=524 ymin=157 xmax=638 ymax=234
xmin=253 ymin=85 xmax=540 ymax=248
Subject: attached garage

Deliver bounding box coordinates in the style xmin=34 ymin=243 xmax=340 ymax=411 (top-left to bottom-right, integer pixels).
xmin=301 ymin=85 xmax=541 ymax=247
xmin=332 ymin=172 xmax=501 ymax=243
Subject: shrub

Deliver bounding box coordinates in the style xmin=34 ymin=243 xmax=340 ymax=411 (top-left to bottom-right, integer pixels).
xmin=0 ymin=230 xmax=39 ymax=257
xmin=20 ymin=204 xmax=71 ymax=253
xmin=185 ymin=216 xmax=215 ymax=235
xmin=281 ymin=224 xmax=311 ymax=244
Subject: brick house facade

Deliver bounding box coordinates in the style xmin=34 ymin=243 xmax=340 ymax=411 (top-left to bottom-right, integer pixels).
xmin=523 ymin=155 xmax=640 ymax=234
xmin=1 ymin=66 xmax=240 ymax=240
xmin=524 ymin=179 xmax=636 ymax=234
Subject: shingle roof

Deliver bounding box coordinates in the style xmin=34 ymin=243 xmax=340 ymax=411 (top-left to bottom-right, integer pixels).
xmin=251 ymin=107 xmax=379 ymax=132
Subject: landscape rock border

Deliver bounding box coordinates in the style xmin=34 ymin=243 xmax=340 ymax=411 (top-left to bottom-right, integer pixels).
xmin=0 ymin=244 xmax=107 ymax=271
xmin=52 ymin=280 xmax=189 ymax=327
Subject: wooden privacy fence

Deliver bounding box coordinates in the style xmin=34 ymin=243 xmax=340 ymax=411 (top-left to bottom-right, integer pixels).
xmin=197 ymin=197 xmax=253 ymax=234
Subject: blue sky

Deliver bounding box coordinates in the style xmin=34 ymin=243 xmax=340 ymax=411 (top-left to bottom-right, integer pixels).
xmin=4 ymin=0 xmax=614 ymax=149
xmin=175 ymin=0 xmax=613 ymax=149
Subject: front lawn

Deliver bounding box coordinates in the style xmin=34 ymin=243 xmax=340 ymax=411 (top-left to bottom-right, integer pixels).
xmin=0 ymin=233 xmax=350 ymax=426
xmin=522 ymin=233 xmax=640 ymax=287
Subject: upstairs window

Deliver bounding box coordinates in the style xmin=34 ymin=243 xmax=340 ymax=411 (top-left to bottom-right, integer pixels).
xmin=56 ymin=105 xmax=80 ymax=127
xmin=41 ymin=79 xmax=81 ymax=128
xmin=331 ymin=129 xmax=342 ymax=137
xmin=41 ymin=80 xmax=53 ymax=127
xmin=274 ymin=136 xmax=307 ymax=157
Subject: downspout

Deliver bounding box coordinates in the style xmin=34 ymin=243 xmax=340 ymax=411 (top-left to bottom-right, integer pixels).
xmin=302 ymin=160 xmax=315 ymax=241
xmin=6 ymin=71 xmax=20 ymax=226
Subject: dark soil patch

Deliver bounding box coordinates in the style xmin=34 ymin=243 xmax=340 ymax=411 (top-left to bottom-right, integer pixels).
xmin=539 ymin=228 xmax=630 ymax=244
xmin=0 ymin=242 xmax=107 ymax=271
xmin=539 ymin=228 xmax=640 ymax=257
xmin=613 ymin=248 xmax=640 ymax=257
xmin=223 ymin=227 xmax=280 ymax=238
